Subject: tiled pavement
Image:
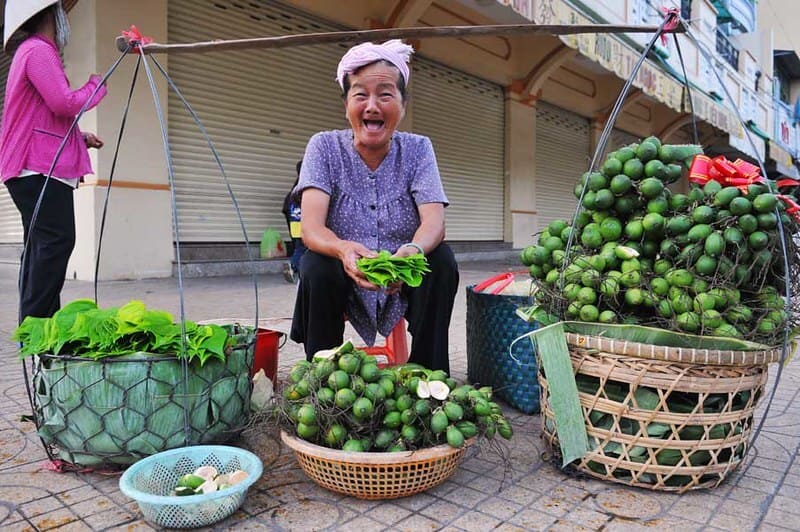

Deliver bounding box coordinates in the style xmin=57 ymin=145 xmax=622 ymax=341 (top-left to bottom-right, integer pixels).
xmin=0 ymin=259 xmax=798 ymax=531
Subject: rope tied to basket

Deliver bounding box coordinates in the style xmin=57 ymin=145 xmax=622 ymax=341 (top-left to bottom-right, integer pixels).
xmin=658 ymin=7 xmax=680 ymax=45
xmin=120 ymin=25 xmax=153 ymax=53
xmin=19 ymin=31 xmax=260 ymax=468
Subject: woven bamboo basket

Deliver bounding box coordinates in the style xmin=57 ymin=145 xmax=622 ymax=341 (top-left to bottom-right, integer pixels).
xmin=539 ymin=333 xmax=775 ymax=492
xmin=281 ymin=431 xmax=468 ymax=499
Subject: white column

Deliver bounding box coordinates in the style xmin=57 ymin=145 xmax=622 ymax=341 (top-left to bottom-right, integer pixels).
xmin=504 ymin=93 xmax=537 ymax=248
xmin=66 ymin=0 xmax=173 ymax=280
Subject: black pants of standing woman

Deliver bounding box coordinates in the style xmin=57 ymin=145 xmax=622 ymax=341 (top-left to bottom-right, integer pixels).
xmin=290 ymin=244 xmax=459 ymax=373
xmin=6 ymin=175 xmax=75 ymax=322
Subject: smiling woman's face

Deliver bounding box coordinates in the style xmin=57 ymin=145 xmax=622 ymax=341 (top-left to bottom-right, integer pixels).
xmin=344 ymin=61 xmax=406 ymax=158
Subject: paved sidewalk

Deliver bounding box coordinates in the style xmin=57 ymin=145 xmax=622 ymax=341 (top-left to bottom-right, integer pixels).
xmin=0 ymin=260 xmax=798 ymax=531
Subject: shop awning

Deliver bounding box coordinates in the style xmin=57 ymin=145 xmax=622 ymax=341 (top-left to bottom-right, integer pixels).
xmin=545 ymin=0 xmax=740 ymax=138
xmin=746 ymin=120 xmax=770 ymax=141
xmin=729 ymin=122 xmax=766 ymax=163
xmin=768 ymin=140 xmax=800 ymax=178
xmin=492 ymin=0 xmax=534 ymax=21
xmin=493 ymin=0 xmax=742 ymax=138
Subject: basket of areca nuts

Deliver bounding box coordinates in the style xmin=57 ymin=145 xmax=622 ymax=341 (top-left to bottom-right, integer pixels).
xmin=526 ymin=135 xmax=792 ymax=492
xmin=277 ymin=341 xmax=512 ymax=500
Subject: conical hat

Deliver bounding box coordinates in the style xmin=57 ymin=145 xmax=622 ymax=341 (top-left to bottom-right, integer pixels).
xmin=3 ymin=0 xmax=58 ymax=50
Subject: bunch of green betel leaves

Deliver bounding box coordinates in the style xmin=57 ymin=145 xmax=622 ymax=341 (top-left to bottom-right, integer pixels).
xmin=12 ymin=299 xmax=234 ymax=365
xmin=356 ymin=250 xmax=430 ymax=287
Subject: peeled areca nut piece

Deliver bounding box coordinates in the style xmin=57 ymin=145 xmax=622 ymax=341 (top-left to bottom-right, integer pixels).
xmin=228 ymin=470 xmax=249 ymax=485
xmin=428 ymin=380 xmax=450 ymax=401
xmin=194 ymin=466 xmax=218 ymax=481
xmin=197 ymin=479 xmax=218 ymax=494
xmin=416 ymin=380 xmax=431 ymax=399
xmin=614 ymin=245 xmax=640 ymax=260
xmin=314 ymin=339 xmax=355 ymax=360
xmin=313 ymin=348 xmax=337 ymax=360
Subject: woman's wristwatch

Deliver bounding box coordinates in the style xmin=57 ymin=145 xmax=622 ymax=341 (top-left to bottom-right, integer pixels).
xmin=401 ymin=242 xmax=425 ymax=255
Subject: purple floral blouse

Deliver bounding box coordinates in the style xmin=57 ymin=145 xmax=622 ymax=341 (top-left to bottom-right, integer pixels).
xmin=296 ymin=129 xmax=449 ymax=345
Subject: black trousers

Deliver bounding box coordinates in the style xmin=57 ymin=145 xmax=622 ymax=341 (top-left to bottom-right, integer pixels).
xmin=290 ymin=243 xmax=459 ymax=372
xmin=6 ymin=175 xmax=76 ymax=322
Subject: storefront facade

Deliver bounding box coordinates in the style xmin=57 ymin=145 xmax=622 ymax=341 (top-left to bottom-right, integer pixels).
xmin=0 ymin=0 xmax=776 ymax=279
xmin=167 ymin=0 xmax=506 ymax=244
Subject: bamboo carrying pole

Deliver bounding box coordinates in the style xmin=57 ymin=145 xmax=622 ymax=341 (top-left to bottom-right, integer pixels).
xmin=116 ymin=23 xmax=684 ymax=55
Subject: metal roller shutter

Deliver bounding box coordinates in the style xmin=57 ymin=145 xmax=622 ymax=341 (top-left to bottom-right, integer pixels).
xmin=0 ymin=52 xmax=23 ymax=244
xmin=535 ymin=102 xmax=590 ymax=232
xmin=412 ymin=59 xmax=505 ymax=241
xmin=169 ymin=1 xmax=505 ymax=243
xmin=597 ymin=128 xmax=640 ymax=166
xmin=612 ymin=128 xmax=639 ymax=148
xmin=593 ymin=128 xmax=640 ymax=175
xmin=609 ymin=128 xmax=639 ymax=154
xmin=168 ymin=0 xmax=348 ymax=241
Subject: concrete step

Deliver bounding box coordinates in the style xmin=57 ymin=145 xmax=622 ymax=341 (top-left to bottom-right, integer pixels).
xmin=0 ymin=245 xmax=22 ymax=279
xmin=173 ymin=249 xmax=522 ymax=278
xmin=0 ymin=244 xmax=22 ymax=261
xmin=0 ymin=246 xmax=522 ymax=280
xmin=172 ymin=257 xmax=287 ymax=278
xmin=0 ymin=259 xmax=19 ymax=278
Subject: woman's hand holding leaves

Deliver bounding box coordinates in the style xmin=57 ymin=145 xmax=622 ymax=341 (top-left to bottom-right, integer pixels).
xmin=356 ymin=250 xmax=431 ymax=288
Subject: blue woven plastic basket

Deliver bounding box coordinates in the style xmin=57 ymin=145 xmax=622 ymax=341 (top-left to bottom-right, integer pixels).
xmin=119 ymin=445 xmax=263 ymax=529
xmin=466 ymin=285 xmax=540 ymax=414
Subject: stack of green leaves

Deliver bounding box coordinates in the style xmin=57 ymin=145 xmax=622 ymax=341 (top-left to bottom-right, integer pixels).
xmin=357 ymin=250 xmax=431 ymax=287
xmin=12 ymin=299 xmax=231 ymax=365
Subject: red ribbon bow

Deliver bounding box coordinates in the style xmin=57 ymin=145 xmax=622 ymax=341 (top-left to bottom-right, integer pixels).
xmin=688 ymin=154 xmax=766 ymax=192
xmin=120 ymin=25 xmax=152 ymax=53
xmin=689 ymin=155 xmax=800 ymax=223
xmin=777 ymin=178 xmax=800 ymax=189
xmin=777 ymin=195 xmax=800 ymax=223
xmin=659 ymin=7 xmax=680 ymax=46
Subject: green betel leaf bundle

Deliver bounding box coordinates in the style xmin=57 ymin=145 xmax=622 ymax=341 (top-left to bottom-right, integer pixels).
xmin=12 ymin=299 xmax=233 ymax=365
xmin=520 ymin=136 xmax=800 ymax=345
xmin=357 ymin=250 xmax=431 ymax=287
xmin=279 ymin=341 xmax=513 ymax=451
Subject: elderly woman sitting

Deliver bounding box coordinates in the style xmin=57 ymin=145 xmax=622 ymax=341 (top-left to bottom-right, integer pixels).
xmin=290 ymin=40 xmax=459 ymax=373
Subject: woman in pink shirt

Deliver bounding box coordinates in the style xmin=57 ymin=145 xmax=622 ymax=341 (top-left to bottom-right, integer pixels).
xmin=1 ymin=0 xmax=106 ymax=321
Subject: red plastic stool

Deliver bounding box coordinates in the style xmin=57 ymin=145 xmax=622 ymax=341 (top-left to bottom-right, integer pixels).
xmin=359 ymin=319 xmax=409 ymax=367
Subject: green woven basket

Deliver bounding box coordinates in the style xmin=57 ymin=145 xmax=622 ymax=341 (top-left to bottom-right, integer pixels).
xmin=32 ymin=325 xmax=254 ymax=467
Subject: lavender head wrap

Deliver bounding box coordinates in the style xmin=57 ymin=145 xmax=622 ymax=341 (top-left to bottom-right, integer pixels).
xmin=336 ymin=39 xmax=414 ymax=90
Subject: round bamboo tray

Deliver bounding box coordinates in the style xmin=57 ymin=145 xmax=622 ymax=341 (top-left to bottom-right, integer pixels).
xmin=539 ymin=339 xmax=769 ymax=493
xmin=281 ymin=431 xmax=468 ymax=499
